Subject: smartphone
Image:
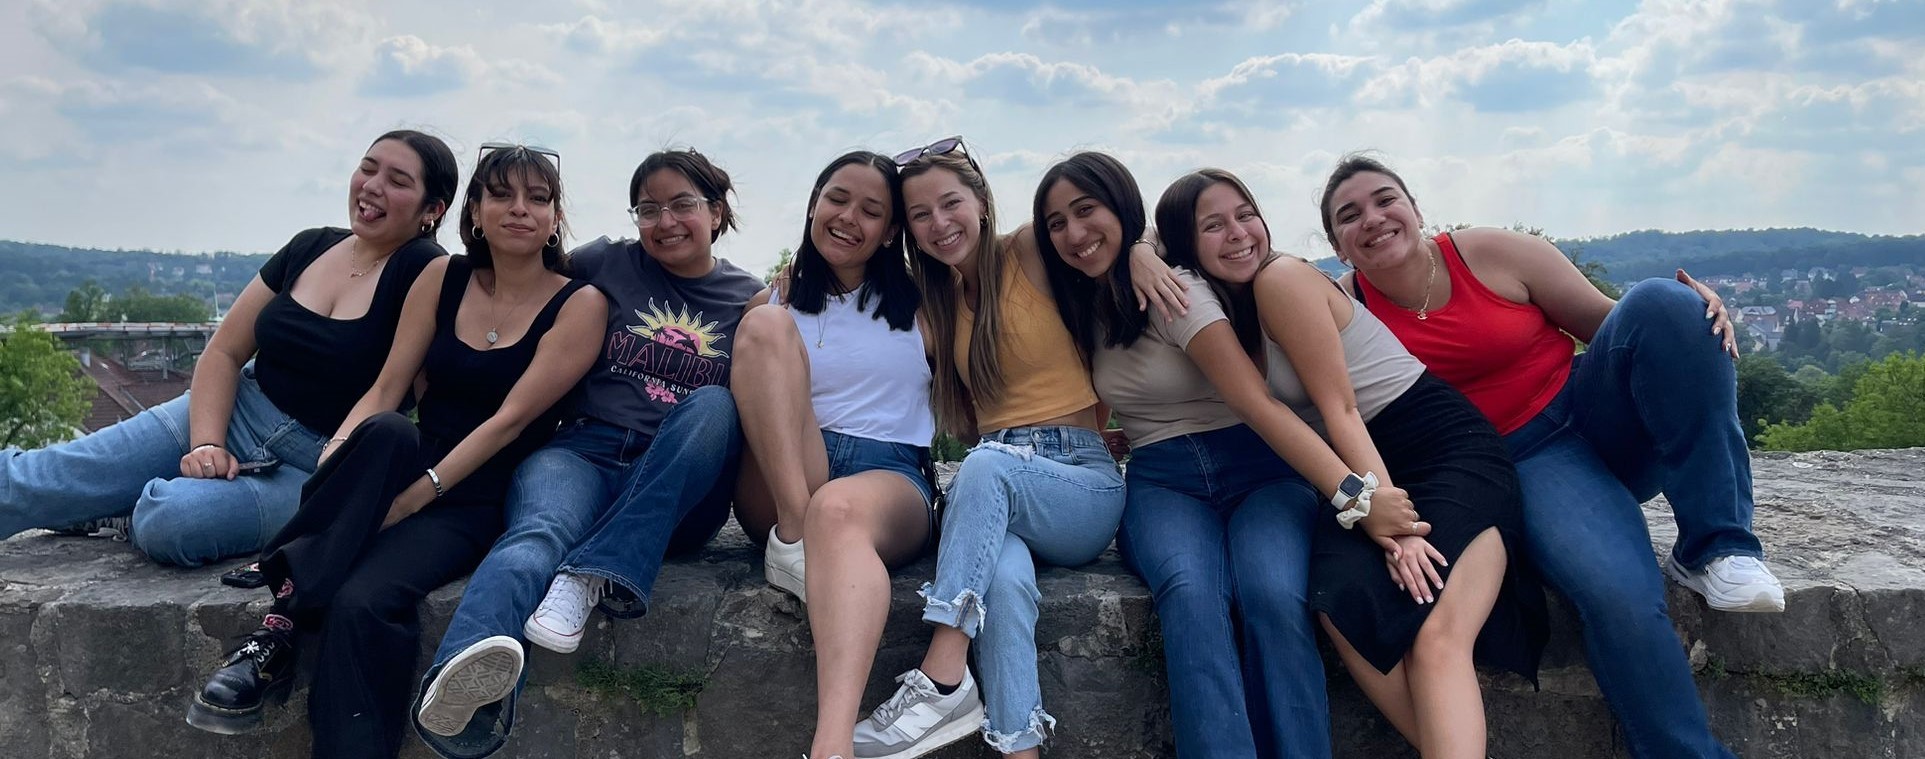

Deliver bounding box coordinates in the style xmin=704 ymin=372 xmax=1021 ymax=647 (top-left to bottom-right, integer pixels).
xmin=235 ymin=459 xmax=283 ymax=477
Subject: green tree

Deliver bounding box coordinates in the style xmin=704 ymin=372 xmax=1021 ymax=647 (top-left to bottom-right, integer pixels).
xmin=59 ymin=280 xmax=110 ymax=322
xmin=0 ymin=315 xmax=93 ymax=449
xmin=116 ymin=286 xmax=211 ymax=322
xmin=1735 ymin=355 xmax=1816 ymax=445
xmin=764 ymin=248 xmax=794 ymax=285
xmin=1760 ymin=352 xmax=1925 ymax=451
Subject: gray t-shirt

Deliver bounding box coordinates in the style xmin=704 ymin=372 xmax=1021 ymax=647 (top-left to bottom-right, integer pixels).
xmin=568 ymin=237 xmax=762 ymax=438
xmin=1264 ymin=294 xmax=1425 ymax=437
xmin=1093 ymin=270 xmax=1244 ymax=448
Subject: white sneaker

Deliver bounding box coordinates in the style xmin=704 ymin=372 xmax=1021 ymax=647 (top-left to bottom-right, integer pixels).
xmin=1667 ymin=555 xmax=1786 ymax=612
xmin=523 ymin=572 xmax=607 ymax=653
xmin=851 ymin=668 xmax=984 ymax=759
xmin=417 ymin=635 xmax=523 ymax=737
xmin=765 ymin=528 xmax=807 ymax=603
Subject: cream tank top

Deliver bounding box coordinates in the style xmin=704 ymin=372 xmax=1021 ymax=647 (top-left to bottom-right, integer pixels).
xmin=1264 ymin=298 xmax=1426 ymax=437
xmin=774 ymin=286 xmax=936 ymax=446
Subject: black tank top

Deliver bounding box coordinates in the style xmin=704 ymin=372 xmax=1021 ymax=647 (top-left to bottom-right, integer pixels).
xmin=417 ymin=255 xmax=587 ymax=496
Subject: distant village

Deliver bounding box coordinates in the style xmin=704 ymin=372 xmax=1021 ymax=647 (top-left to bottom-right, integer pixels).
xmin=1696 ymin=265 xmax=1921 ymax=352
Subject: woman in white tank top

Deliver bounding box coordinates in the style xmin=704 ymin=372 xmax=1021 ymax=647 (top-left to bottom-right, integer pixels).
xmin=729 ymin=150 xmax=938 ymax=759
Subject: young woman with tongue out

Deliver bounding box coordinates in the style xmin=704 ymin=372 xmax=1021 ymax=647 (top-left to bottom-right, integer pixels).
xmin=0 ymin=130 xmax=455 ymax=567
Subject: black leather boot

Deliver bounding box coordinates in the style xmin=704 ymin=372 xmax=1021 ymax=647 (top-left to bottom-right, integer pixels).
xmin=185 ymin=628 xmax=295 ymax=734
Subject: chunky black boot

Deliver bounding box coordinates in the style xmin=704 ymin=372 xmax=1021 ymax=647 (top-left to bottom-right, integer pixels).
xmin=185 ymin=628 xmax=295 ymax=734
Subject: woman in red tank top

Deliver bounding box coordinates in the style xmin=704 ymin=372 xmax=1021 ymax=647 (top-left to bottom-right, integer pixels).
xmin=1317 ymin=153 xmax=1781 ymax=759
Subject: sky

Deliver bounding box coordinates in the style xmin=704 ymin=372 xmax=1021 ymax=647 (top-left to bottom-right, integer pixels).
xmin=1 ymin=0 xmax=1921 ymax=275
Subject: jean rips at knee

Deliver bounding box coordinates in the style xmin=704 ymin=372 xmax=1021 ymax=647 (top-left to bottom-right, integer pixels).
xmin=919 ymin=583 xmax=988 ymax=637
xmin=983 ymin=703 xmax=1056 ymax=754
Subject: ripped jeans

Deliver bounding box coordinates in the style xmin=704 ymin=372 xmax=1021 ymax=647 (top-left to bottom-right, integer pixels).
xmin=921 ymin=426 xmax=1125 ymax=753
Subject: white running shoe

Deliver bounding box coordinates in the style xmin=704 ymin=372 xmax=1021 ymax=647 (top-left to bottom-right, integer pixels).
xmin=523 ymin=572 xmax=607 ymax=653
xmin=1667 ymin=555 xmax=1786 ymax=613
xmin=417 ymin=635 xmax=523 ymax=737
xmin=851 ymin=668 xmax=984 ymax=759
xmin=765 ymin=528 xmax=807 ymax=603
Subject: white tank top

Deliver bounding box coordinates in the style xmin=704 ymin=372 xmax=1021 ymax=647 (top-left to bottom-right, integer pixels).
xmin=774 ymin=286 xmax=935 ymax=446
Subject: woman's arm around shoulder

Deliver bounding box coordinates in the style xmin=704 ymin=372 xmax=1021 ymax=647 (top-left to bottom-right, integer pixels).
xmin=1451 ymin=226 xmax=1614 ymax=342
xmin=321 ymin=256 xmax=451 ymax=463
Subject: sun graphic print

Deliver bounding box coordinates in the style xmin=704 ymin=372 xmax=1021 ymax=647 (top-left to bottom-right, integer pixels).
xmin=626 ymin=299 xmax=729 ymax=359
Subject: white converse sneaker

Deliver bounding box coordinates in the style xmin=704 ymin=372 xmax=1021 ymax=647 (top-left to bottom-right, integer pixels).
xmin=1667 ymin=555 xmax=1786 ymax=612
xmin=523 ymin=572 xmax=607 ymax=653
xmin=417 ymin=635 xmax=523 ymax=737
xmin=765 ymin=528 xmax=807 ymax=603
xmin=852 ymin=668 xmax=984 ymax=759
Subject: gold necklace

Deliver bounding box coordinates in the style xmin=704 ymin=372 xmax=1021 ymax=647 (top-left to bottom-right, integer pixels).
xmin=1412 ymin=241 xmax=1439 ymax=321
xmin=347 ymin=239 xmax=374 ymax=278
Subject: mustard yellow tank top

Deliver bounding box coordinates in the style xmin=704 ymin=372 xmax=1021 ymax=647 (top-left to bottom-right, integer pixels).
xmin=955 ymin=255 xmax=1099 ymax=432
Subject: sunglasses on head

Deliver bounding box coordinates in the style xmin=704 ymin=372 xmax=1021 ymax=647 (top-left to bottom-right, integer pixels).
xmin=893 ymin=136 xmax=968 ymax=167
xmin=478 ymin=141 xmax=561 ymax=173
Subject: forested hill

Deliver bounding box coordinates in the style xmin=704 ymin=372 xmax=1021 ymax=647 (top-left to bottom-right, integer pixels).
xmin=1311 ymin=228 xmax=1923 ymax=283
xmin=0 ymin=240 xmax=271 ymax=315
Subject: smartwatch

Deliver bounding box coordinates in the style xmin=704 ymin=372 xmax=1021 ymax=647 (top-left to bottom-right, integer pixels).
xmin=1332 ymin=472 xmax=1379 ymax=530
xmin=1330 ymin=473 xmax=1369 ymax=510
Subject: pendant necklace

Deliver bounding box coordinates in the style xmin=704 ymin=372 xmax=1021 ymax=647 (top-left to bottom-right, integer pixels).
xmin=348 ymin=239 xmax=374 ymax=278
xmin=1412 ymin=241 xmax=1439 ymax=321
xmin=483 ymin=277 xmax=535 ymax=347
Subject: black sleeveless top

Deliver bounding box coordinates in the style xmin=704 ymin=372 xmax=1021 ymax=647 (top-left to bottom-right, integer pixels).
xmin=417 ymin=255 xmax=588 ymax=498
xmin=253 ymin=228 xmax=444 ymax=434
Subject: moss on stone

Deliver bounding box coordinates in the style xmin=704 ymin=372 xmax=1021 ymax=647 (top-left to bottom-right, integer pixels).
xmin=577 ymin=659 xmax=707 ymax=716
xmin=1749 ymin=669 xmax=1883 ymax=705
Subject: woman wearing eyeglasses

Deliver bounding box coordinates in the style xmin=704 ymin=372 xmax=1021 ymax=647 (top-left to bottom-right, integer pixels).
xmin=847 ymin=138 xmax=1183 ymax=759
xmin=0 ymin=131 xmax=455 ymax=567
xmin=725 ymin=150 xmax=935 ymax=759
xmin=188 ymin=144 xmax=604 ymax=759
xmin=411 ymin=148 xmax=761 ymax=759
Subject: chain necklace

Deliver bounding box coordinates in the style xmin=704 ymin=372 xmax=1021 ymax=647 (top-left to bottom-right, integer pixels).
xmin=1410 ymin=240 xmax=1439 ymax=321
xmin=483 ymin=277 xmax=537 ymax=346
xmin=347 ymin=239 xmax=374 ymax=278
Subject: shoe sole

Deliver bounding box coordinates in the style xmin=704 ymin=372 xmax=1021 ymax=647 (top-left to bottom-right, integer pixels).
xmin=522 ymin=615 xmax=583 ymax=654
xmin=765 ymin=558 xmax=807 ymax=604
xmin=418 ymin=637 xmax=523 ymax=737
xmin=860 ymin=698 xmax=985 ymax=759
xmin=184 ymin=679 xmax=291 ymax=735
xmin=1665 ymin=559 xmax=1786 ymax=613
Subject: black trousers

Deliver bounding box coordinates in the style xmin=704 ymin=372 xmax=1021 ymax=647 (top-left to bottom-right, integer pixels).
xmin=258 ymin=412 xmax=505 ymax=759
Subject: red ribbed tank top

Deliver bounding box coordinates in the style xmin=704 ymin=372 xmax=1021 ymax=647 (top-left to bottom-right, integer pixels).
xmin=1355 ymin=233 xmax=1573 ymax=435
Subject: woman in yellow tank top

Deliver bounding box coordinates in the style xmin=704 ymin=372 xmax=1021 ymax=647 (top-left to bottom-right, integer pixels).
xmin=842 ymin=137 xmax=1182 ymax=759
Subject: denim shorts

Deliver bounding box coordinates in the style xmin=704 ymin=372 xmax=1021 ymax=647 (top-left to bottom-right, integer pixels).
xmin=821 ymin=428 xmax=936 ymax=517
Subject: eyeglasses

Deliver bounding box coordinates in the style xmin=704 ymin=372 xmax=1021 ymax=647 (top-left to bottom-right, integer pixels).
xmin=893 ymin=136 xmax=968 ymax=167
xmin=478 ymin=142 xmax=561 ymax=173
xmin=628 ymin=197 xmax=712 ymax=227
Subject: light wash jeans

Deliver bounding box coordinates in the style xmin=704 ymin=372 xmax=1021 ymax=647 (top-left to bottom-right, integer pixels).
xmin=0 ymin=362 xmax=322 ymax=566
xmin=414 ymin=386 xmax=740 ymax=759
xmin=1504 ymin=279 xmax=1751 ymax=758
xmin=1117 ymin=425 xmax=1328 ymax=758
xmin=921 ymin=425 xmax=1124 ymax=754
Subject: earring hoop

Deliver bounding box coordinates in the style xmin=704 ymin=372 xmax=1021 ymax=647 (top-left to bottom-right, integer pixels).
xmin=547 ymin=231 xmax=561 ymax=248
xmin=471 ymin=224 xmax=484 ymax=239
xmin=420 ymin=221 xmax=433 ymax=235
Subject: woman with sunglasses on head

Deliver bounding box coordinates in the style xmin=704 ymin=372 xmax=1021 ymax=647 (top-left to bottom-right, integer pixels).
xmin=187 ymin=144 xmax=604 ymax=759
xmin=1158 ymin=167 xmax=1546 ymax=759
xmin=727 ymin=150 xmax=936 ymax=759
xmin=411 ymin=148 xmax=761 ymax=759
xmin=1322 ymin=153 xmax=1775 ymax=758
xmin=0 ymin=131 xmax=454 ymax=567
xmin=848 ymin=137 xmax=1184 ymax=759
xmin=1036 ymin=152 xmax=1331 ymax=758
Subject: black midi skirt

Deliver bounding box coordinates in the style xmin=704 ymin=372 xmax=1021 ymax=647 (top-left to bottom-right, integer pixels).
xmin=1308 ymin=372 xmax=1547 ymax=681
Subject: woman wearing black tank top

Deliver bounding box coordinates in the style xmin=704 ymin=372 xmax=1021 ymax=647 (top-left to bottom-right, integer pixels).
xmin=186 ymin=145 xmax=607 ymax=759
xmin=0 ymin=131 xmax=455 ymax=566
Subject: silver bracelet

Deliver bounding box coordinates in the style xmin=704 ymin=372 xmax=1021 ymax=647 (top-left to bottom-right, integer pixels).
xmin=424 ymin=468 xmax=444 ymax=498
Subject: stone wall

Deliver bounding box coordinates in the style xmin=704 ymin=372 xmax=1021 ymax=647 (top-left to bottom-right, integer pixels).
xmin=2 ymin=449 xmax=1921 ymax=758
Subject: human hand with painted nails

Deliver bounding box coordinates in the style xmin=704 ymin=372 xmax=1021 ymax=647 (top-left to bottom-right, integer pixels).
xmin=1676 ymin=268 xmax=1739 ymax=359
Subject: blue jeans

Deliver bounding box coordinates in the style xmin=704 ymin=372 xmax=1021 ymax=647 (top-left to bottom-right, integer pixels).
xmin=0 ymin=362 xmax=322 ymax=566
xmin=1117 ymin=425 xmax=1328 ymax=759
xmin=415 ymin=385 xmax=740 ymax=759
xmin=921 ymin=426 xmax=1125 ymax=754
xmin=1504 ymin=279 xmax=1748 ymax=759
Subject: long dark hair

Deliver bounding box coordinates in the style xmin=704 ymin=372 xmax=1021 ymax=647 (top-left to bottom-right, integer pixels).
xmin=371 ymin=129 xmax=458 ymax=238
xmin=1156 ymin=168 xmax=1281 ymax=358
xmin=786 ymin=151 xmax=919 ymax=331
xmin=1033 ymin=151 xmax=1149 ymax=362
xmin=457 ymin=146 xmax=568 ymax=273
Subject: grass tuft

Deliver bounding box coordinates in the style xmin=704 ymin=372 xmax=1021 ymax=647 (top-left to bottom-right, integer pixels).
xmin=576 ymin=659 xmax=707 ymax=716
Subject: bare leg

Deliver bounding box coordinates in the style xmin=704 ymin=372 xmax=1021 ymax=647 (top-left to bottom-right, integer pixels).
xmin=1321 ymin=614 xmax=1419 ymax=744
xmin=806 ymin=473 xmax=931 ymax=759
xmin=729 ymin=305 xmax=829 ymax=545
xmin=919 ymin=625 xmax=972 ymax=687
xmin=1406 ymin=528 xmax=1506 ymax=759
